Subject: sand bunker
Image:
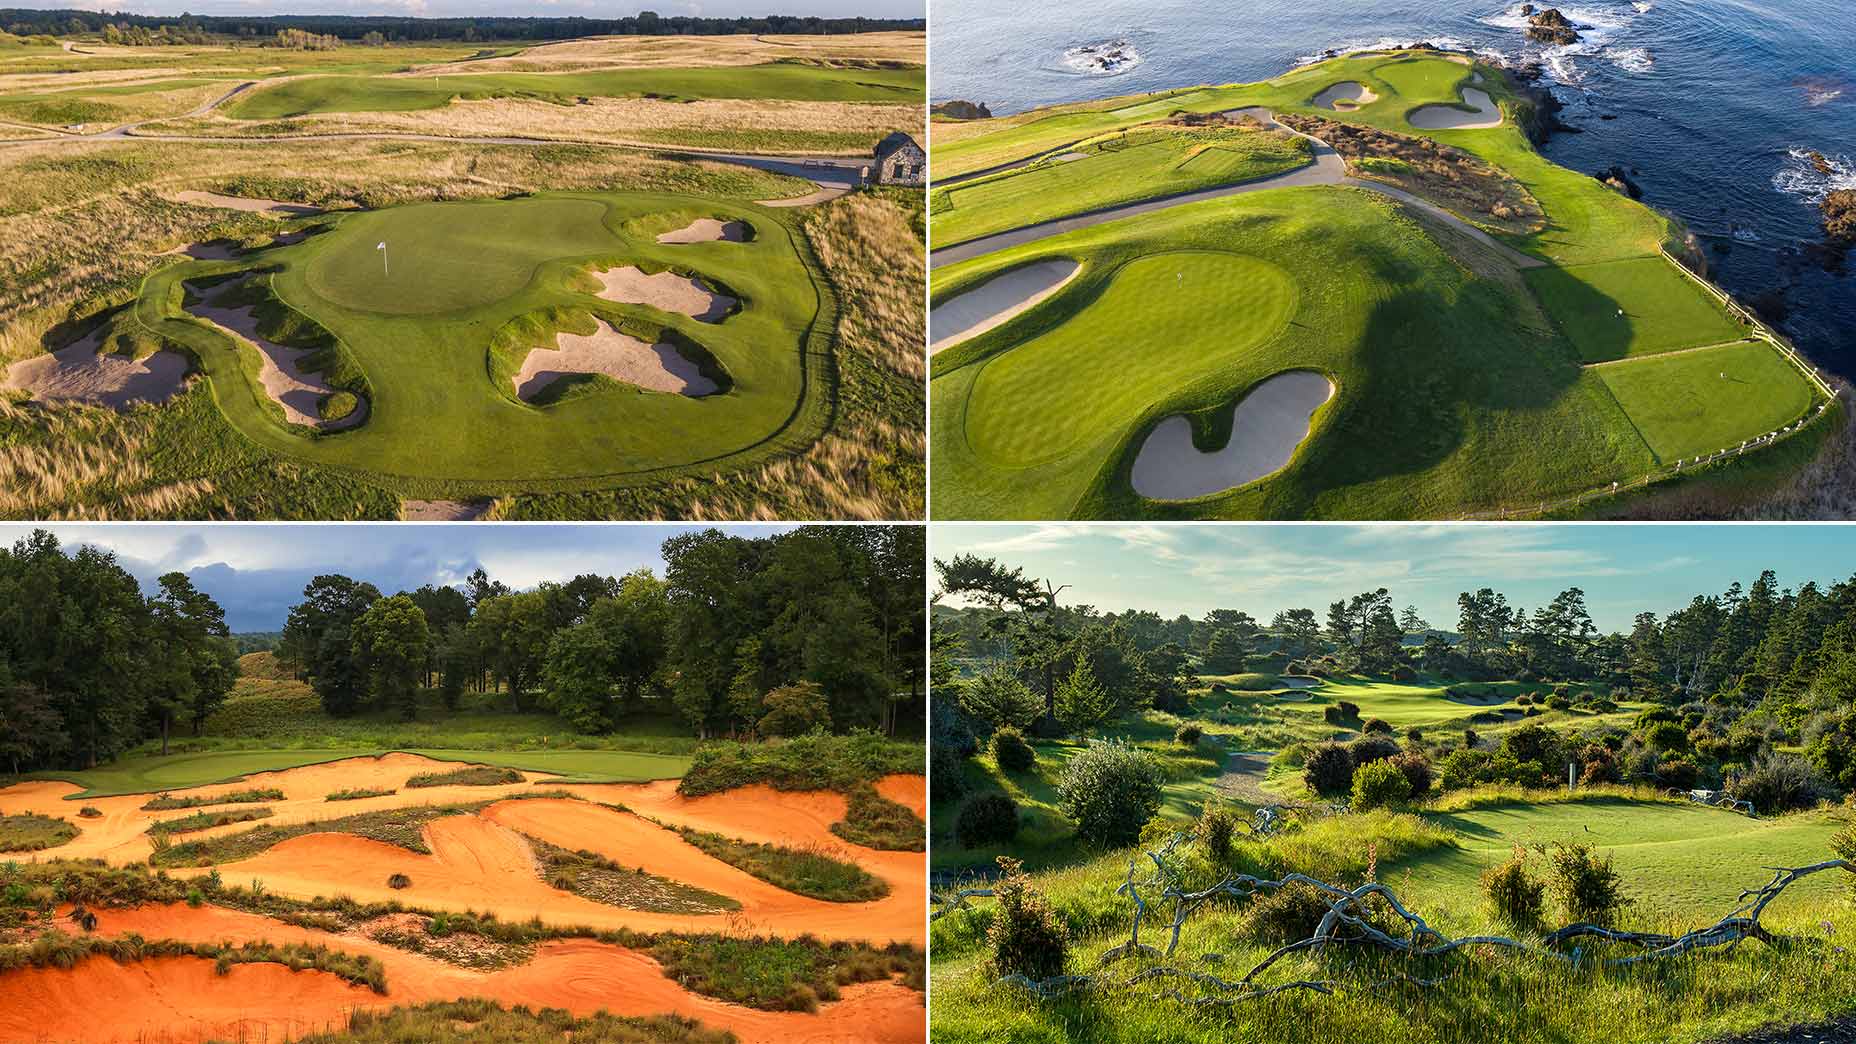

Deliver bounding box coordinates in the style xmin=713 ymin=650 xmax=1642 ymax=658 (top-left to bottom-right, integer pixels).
xmin=1409 ymin=86 xmax=1503 ymax=129
xmin=159 ymin=240 xmax=241 ymax=261
xmin=657 ymin=217 xmax=750 ymax=244
xmin=400 ymin=499 xmax=489 ymax=521
xmin=1131 ymin=370 xmax=1335 ymax=500
xmin=3 ymin=329 xmax=188 ymax=408
xmin=929 ymin=258 xmax=1080 ymax=355
xmin=1314 ymin=81 xmax=1378 ymax=110
xmin=591 ymin=265 xmax=737 ymax=323
xmin=186 ymin=283 xmax=367 ymax=431
xmin=170 ymin=190 xmax=321 ymax=219
xmin=1 ymin=905 xmax=924 ymax=1044
xmin=512 ymin=319 xmax=718 ymax=402
xmin=1278 ymin=676 xmax=1322 ymax=690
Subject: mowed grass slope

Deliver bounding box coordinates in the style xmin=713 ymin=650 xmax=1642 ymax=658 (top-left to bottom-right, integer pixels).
xmin=1597 ymin=341 xmax=1817 ymax=462
xmin=226 ymin=62 xmax=924 ymax=119
xmin=930 ymin=125 xmax=1310 ymax=248
xmin=139 ymin=191 xmax=832 ymax=496
xmin=1526 ymin=257 xmax=1749 ymax=363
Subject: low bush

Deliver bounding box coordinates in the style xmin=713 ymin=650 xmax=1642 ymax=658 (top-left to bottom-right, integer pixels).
xmin=991 ymin=728 xmax=1035 ymax=773
xmin=955 ymin=793 xmax=1019 ymax=850
xmin=1731 ymin=753 xmax=1832 ymax=813
xmin=1349 ymin=759 xmax=1412 ymax=812
xmin=1174 ymin=723 xmax=1203 ymax=746
xmin=1392 ymin=751 xmax=1434 ymax=797
xmin=1195 ymin=802 xmax=1238 ymax=862
xmin=986 ymin=857 xmax=1066 ymax=980
xmin=1547 ymin=842 xmax=1628 ymax=926
xmin=1362 ymin=718 xmax=1394 ymax=736
xmin=1548 ymin=696 xmax=1573 ymax=710
xmin=1347 ymin=735 xmax=1401 ymax=767
xmin=1056 ymin=740 xmax=1162 ymax=848
xmin=1241 ymin=881 xmax=1334 ymax=944
xmin=1303 ymin=742 xmax=1354 ymax=797
xmin=77 ymin=807 xmax=102 ymax=819
xmin=387 ymin=874 xmax=411 ymax=890
xmin=1483 ymin=849 xmax=1545 ymax=930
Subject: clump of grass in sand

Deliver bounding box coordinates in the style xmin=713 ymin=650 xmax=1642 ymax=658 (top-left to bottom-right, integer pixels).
xmin=326 ymin=787 xmax=396 ymax=802
xmin=525 ymin=834 xmax=740 ymax=915
xmin=142 ymin=788 xmax=283 ymax=810
xmin=404 ymin=766 xmax=524 ymax=788
xmin=147 ymin=807 xmax=274 ymax=836
xmin=830 ymin=783 xmax=924 ymax=852
xmin=0 ymin=930 xmax=387 ymax=992
xmin=289 ymin=999 xmax=732 ymax=1044
xmin=674 ymin=828 xmax=889 ymax=902
xmin=0 ymin=813 xmax=77 ymax=853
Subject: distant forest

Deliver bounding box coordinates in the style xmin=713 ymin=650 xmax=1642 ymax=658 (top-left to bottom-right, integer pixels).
xmin=0 ymin=8 xmax=922 ymax=42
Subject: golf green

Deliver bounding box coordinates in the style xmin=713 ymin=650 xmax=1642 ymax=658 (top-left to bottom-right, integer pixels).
xmin=138 ymin=191 xmax=832 ymax=497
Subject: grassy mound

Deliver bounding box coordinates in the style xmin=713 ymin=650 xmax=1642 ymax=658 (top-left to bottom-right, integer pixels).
xmin=0 ymin=813 xmax=76 ymax=853
xmin=404 ymin=766 xmax=525 ymax=788
xmin=675 ymin=828 xmax=890 ymax=902
xmin=142 ymin=788 xmax=283 ymax=811
xmin=526 ymin=834 xmax=741 ymax=914
xmin=288 ymin=1000 xmax=731 ymax=1044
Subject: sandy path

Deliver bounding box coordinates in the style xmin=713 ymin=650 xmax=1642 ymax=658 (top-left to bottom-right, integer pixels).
xmin=1313 ymin=80 xmax=1378 ymax=110
xmin=1 ymin=904 xmax=923 ymax=1044
xmin=186 ymin=282 xmax=368 ymax=430
xmin=1214 ymin=750 xmax=1277 ymax=806
xmin=1408 ymin=86 xmax=1503 ymax=129
xmin=592 ymin=265 xmax=737 ymax=322
xmin=757 ymin=185 xmax=853 ymax=207
xmin=170 ymin=189 xmax=320 ymax=218
xmin=658 ymin=217 xmax=751 ymax=244
xmin=929 ymin=258 xmax=1080 ymax=354
xmin=1130 ymin=370 xmax=1335 ymax=500
xmin=2 ymin=328 xmax=189 ymax=408
xmin=399 ymin=499 xmax=489 ymax=521
xmin=512 ymin=319 xmax=718 ymax=401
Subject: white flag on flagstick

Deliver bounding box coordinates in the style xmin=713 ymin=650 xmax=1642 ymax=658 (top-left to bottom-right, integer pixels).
xmin=377 ymin=241 xmax=387 ymax=276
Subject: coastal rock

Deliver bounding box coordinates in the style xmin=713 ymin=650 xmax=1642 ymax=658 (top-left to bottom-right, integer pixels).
xmin=1596 ymin=165 xmax=1643 ymax=199
xmin=1520 ymin=3 xmax=1536 ymax=14
xmin=1526 ymin=8 xmax=1581 ymax=45
xmin=1809 ymin=150 xmax=1836 ymax=176
xmin=932 ymin=99 xmax=993 ymax=120
xmin=1824 ymin=189 xmax=1856 ymax=245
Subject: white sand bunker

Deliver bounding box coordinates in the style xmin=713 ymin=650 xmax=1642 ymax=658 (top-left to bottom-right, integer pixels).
xmin=1314 ymin=81 xmax=1378 ymax=110
xmin=1131 ymin=370 xmax=1335 ymax=500
xmin=1409 ymin=87 xmax=1503 ymax=129
xmin=3 ymin=329 xmax=189 ymax=408
xmin=929 ymin=258 xmax=1081 ymax=355
xmin=657 ymin=218 xmax=750 ymax=244
xmin=186 ymin=281 xmax=366 ymax=431
xmin=513 ymin=319 xmax=718 ymax=402
xmin=592 ymin=266 xmax=736 ymax=323
xmin=171 ymin=190 xmax=321 ymax=219
xmin=159 ymin=241 xmax=241 ymax=261
xmin=1278 ymin=676 xmax=1322 ymax=690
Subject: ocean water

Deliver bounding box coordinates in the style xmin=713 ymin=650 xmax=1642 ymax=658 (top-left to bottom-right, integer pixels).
xmin=931 ymin=0 xmax=1855 ymax=368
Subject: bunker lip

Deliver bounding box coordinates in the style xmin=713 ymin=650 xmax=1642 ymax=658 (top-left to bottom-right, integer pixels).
xmin=512 ymin=318 xmax=719 ymax=402
xmin=591 ymin=264 xmax=738 ymax=323
xmin=1130 ymin=370 xmax=1336 ymax=501
xmin=3 ymin=904 xmax=924 ymax=1044
xmin=169 ymin=189 xmax=323 ymax=218
xmin=185 ymin=281 xmax=368 ymax=432
xmin=1313 ymin=80 xmax=1378 ymax=110
xmin=2 ymin=327 xmax=190 ymax=408
xmin=1408 ymin=86 xmax=1503 ymax=130
xmin=656 ymin=217 xmax=751 ymax=244
xmin=929 ymin=257 xmax=1080 ymax=355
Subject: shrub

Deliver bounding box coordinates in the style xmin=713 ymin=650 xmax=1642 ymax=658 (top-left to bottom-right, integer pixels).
xmin=1056 ymin=741 xmax=1163 ymax=847
xmin=1303 ymin=742 xmax=1355 ymax=797
xmin=1731 ymin=753 xmax=1832 ymax=813
xmin=1547 ymin=842 xmax=1627 ymax=926
xmin=1195 ymin=802 xmax=1237 ymax=862
xmin=1322 ymin=705 xmax=1347 ymax=726
xmin=986 ymin=857 xmax=1066 ymax=980
xmin=1404 ymin=727 xmax=1424 ymax=745
xmin=1515 ymin=694 xmax=1532 ymax=707
xmin=1390 ymin=664 xmax=1417 ymax=682
xmin=955 ymin=793 xmax=1019 ymax=849
xmin=1347 ymin=735 xmax=1400 ymax=768
xmin=387 ymin=874 xmax=411 ymax=890
xmin=1242 ymin=881 xmax=1334 ymax=944
xmin=1644 ymin=720 xmax=1688 ymax=752
xmin=1548 ymin=696 xmax=1573 ymax=711
xmin=318 ymin=390 xmax=359 ymax=422
xmin=991 ymin=728 xmax=1035 ymax=773
xmin=758 ymin=680 xmax=832 ymax=738
xmin=1833 ymin=823 xmax=1856 ymax=902
xmin=77 ymin=807 xmax=102 ymax=819
xmin=1654 ymin=756 xmax=1701 ymax=791
xmin=1362 ymin=718 xmax=1393 ymax=736
xmin=1336 ymin=701 xmax=1361 ymax=720
xmin=1483 ymin=849 xmax=1545 ymax=930
xmin=1174 ymin=723 xmax=1203 ymax=746
xmin=930 ymin=743 xmax=968 ymax=805
xmin=1391 ymin=751 xmax=1434 ymax=797
xmin=1463 ymin=728 xmax=1480 ymax=749
xmin=1349 ymin=759 xmax=1411 ymax=812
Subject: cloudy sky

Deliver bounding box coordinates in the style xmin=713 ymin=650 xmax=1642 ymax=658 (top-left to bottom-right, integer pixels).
xmin=3 ymin=523 xmax=795 ymax=632
xmin=32 ymin=0 xmax=920 ymax=19
xmin=931 ymin=524 xmax=1856 ymax=633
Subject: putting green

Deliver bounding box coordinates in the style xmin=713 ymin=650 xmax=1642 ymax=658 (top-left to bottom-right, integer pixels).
xmin=965 ymin=250 xmax=1297 ymax=467
xmin=137 ymin=191 xmax=832 ymax=497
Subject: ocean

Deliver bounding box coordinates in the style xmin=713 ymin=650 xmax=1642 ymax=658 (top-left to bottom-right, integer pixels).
xmin=930 ymin=0 xmax=1855 ymax=369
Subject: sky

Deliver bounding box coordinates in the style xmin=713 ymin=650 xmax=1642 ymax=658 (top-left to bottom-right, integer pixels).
xmin=1 ymin=523 xmax=794 ymax=632
xmin=931 ymin=524 xmax=1856 ymax=634
xmin=27 ymin=0 xmax=920 ymax=20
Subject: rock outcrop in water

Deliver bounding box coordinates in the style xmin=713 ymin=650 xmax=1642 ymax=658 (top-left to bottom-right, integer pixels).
xmin=932 ymin=99 xmax=993 ymax=120
xmin=1809 ymin=150 xmax=1837 ymax=176
xmin=1824 ymin=190 xmax=1856 ymax=246
xmin=1526 ymin=8 xmax=1581 ymax=45
xmin=1596 ymin=164 xmax=1644 ymax=199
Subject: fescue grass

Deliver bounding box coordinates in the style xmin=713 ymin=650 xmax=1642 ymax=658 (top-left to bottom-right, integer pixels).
xmin=675 ymin=828 xmax=890 ymax=902
xmin=141 ymin=788 xmax=283 ymax=810
xmin=147 ymin=798 xmax=509 ymax=866
xmin=326 ymin=787 xmax=396 ymax=802
xmin=146 ymin=806 xmax=274 ymax=836
xmin=0 ymin=813 xmax=77 ymax=853
xmin=403 ymin=766 xmax=525 ymax=789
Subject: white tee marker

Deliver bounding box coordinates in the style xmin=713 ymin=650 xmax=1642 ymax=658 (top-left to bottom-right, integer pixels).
xmin=377 ymin=241 xmax=388 ymax=277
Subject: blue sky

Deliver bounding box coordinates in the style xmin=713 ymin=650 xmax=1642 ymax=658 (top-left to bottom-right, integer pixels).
xmin=931 ymin=524 xmax=1856 ymax=633
xmin=35 ymin=1 xmax=919 ymax=20
xmin=1 ymin=523 xmax=795 ymax=632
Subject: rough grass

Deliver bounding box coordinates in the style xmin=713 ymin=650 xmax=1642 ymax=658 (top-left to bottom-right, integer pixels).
xmin=326 ymin=787 xmax=396 ymax=802
xmin=403 ymin=766 xmax=524 ymax=789
xmin=287 ymin=999 xmax=733 ymax=1044
xmin=678 ymin=734 xmax=924 ymax=796
xmin=148 ymin=800 xmax=497 ymax=867
xmin=831 ymin=783 xmax=926 ymax=852
xmin=525 ymin=833 xmax=741 ymax=914
xmin=146 ymin=806 xmax=274 ymax=836
xmin=0 ymin=930 xmax=387 ymax=993
xmin=141 ymin=788 xmax=283 ymax=810
xmin=0 ymin=813 xmax=77 ymax=853
xmin=674 ymin=828 xmax=890 ymax=902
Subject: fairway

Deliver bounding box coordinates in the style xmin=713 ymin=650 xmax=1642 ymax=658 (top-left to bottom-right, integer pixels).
xmin=1526 ymin=257 xmax=1750 ymax=363
xmin=964 ymin=250 xmax=1297 ymax=466
xmin=226 ymin=62 xmax=924 ymax=119
xmin=1596 ymin=341 xmax=1816 ymax=462
xmin=137 ymin=191 xmax=834 ymax=497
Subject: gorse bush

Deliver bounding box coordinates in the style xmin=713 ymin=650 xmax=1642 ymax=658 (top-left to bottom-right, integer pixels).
xmin=1547 ymin=842 xmax=1628 ymax=926
xmin=955 ymin=793 xmax=1019 ymax=850
xmin=1392 ymin=751 xmax=1434 ymax=797
xmin=1241 ymin=881 xmax=1333 ymax=944
xmin=1174 ymin=723 xmax=1203 ymax=746
xmin=986 ymin=857 xmax=1066 ymax=981
xmin=1055 ymin=740 xmax=1162 ymax=848
xmin=991 ymin=728 xmax=1035 ymax=773
xmin=1363 ymin=718 xmax=1394 ymax=736
xmin=1482 ymin=848 xmax=1545 ymax=930
xmin=1195 ymin=802 xmax=1237 ymax=862
xmin=1731 ymin=752 xmax=1832 ymax=813
xmin=1349 ymin=759 xmax=1411 ymax=812
xmin=1304 ymin=742 xmax=1354 ymax=797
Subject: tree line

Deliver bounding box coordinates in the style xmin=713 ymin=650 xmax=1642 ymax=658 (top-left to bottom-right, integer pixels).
xmin=0 ymin=10 xmax=922 ymax=44
xmin=279 ymin=526 xmax=923 ymax=739
xmin=0 ymin=531 xmax=237 ymax=773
